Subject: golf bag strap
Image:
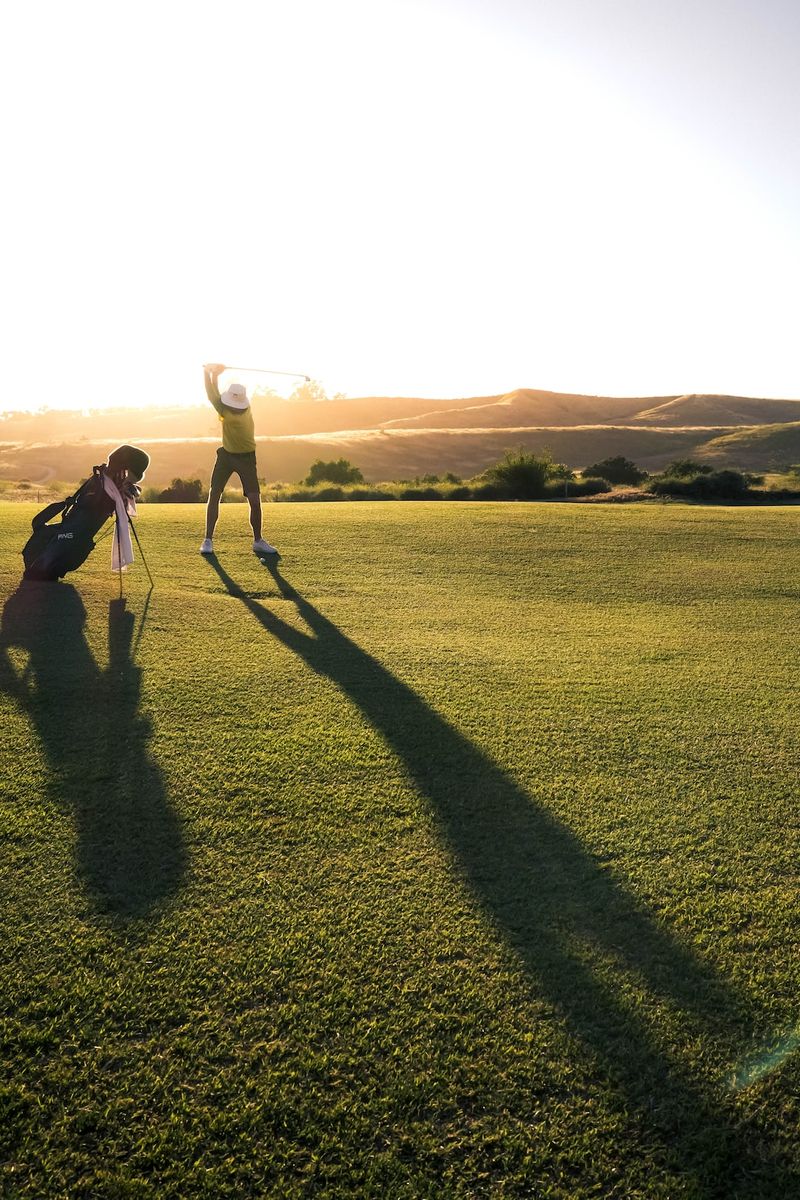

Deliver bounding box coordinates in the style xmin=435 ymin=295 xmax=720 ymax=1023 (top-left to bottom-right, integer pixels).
xmin=30 ymin=475 xmax=96 ymax=531
xmin=31 ymin=497 xmax=70 ymax=530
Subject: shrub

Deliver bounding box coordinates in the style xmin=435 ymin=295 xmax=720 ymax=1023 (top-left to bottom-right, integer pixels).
xmin=485 ymin=449 xmax=554 ymax=499
xmin=662 ymin=459 xmax=713 ymax=478
xmin=348 ymin=487 xmax=397 ymax=500
xmin=762 ymin=487 xmax=800 ymax=502
xmin=448 ymin=486 xmax=472 ymax=500
xmin=695 ymin=470 xmax=750 ymax=499
xmin=303 ymin=458 xmax=364 ymax=486
xmin=274 ymin=486 xmax=398 ymax=502
xmin=583 ymin=456 xmax=647 ymax=484
xmin=314 ymin=486 xmax=345 ymax=501
xmin=646 ymin=476 xmax=687 ymax=497
xmin=471 ymin=482 xmax=505 ymax=500
xmin=647 ymin=469 xmax=754 ymax=500
xmin=400 ymin=486 xmax=443 ymax=500
xmin=543 ymin=477 xmax=611 ymax=498
xmin=579 ymin=477 xmax=612 ymax=495
xmin=280 ymin=489 xmax=314 ymax=502
xmin=158 ymin=477 xmax=206 ymax=502
xmin=444 ymin=472 xmax=462 ymax=484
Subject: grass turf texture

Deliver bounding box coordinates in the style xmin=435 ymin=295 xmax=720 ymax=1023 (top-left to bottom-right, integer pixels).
xmin=1 ymin=502 xmax=799 ymax=1198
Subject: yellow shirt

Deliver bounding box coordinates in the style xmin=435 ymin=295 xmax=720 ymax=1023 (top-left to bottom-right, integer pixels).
xmin=208 ymin=394 xmax=257 ymax=454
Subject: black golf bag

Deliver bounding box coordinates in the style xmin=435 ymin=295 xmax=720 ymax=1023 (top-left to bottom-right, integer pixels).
xmin=22 ymin=445 xmax=149 ymax=582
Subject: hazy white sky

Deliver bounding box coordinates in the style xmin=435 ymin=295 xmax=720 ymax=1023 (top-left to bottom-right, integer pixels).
xmin=2 ymin=0 xmax=799 ymax=410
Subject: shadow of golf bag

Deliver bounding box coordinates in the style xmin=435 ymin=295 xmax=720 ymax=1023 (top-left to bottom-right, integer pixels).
xmin=22 ymin=445 xmax=150 ymax=582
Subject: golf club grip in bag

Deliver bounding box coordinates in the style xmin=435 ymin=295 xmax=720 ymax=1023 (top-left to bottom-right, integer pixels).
xmin=22 ymin=476 xmax=116 ymax=581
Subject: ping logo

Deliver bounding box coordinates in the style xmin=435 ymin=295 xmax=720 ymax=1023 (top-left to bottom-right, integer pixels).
xmin=57 ymin=532 xmax=74 ymax=540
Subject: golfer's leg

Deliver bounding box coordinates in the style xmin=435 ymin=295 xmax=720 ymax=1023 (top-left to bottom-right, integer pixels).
xmin=205 ymin=488 xmax=222 ymax=538
xmin=206 ymin=450 xmax=231 ymax=539
xmin=247 ymin=493 xmax=262 ymax=541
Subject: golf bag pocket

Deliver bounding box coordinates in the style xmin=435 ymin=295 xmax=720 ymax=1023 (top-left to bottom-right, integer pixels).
xmin=22 ymin=504 xmax=97 ymax=581
xmin=22 ymin=523 xmax=59 ymax=572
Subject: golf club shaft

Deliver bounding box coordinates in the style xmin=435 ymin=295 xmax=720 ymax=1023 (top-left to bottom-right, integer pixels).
xmin=221 ymin=365 xmax=311 ymax=381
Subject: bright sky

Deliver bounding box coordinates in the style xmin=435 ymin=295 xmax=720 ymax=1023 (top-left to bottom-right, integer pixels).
xmin=3 ymin=0 xmax=799 ymax=410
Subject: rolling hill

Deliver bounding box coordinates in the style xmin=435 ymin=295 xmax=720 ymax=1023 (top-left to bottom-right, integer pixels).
xmin=693 ymin=420 xmax=800 ymax=468
xmin=2 ymin=389 xmax=800 ymax=486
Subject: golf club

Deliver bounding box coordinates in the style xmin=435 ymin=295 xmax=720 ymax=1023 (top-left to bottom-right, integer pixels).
xmin=210 ymin=365 xmax=311 ymax=381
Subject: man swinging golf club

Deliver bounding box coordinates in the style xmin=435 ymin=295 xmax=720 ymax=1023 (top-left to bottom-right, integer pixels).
xmin=200 ymin=364 xmax=278 ymax=558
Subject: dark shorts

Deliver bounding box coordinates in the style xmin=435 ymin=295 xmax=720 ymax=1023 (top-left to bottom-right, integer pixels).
xmin=210 ymin=448 xmax=260 ymax=495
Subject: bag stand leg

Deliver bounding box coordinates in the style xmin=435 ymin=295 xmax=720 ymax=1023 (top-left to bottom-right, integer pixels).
xmin=128 ymin=518 xmax=154 ymax=589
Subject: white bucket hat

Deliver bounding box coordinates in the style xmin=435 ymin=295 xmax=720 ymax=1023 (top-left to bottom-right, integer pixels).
xmin=220 ymin=382 xmax=250 ymax=410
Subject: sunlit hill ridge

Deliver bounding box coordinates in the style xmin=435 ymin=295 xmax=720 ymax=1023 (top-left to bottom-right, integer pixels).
xmin=3 ymin=389 xmax=800 ymax=487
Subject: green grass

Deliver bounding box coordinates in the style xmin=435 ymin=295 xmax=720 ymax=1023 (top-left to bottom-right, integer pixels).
xmin=2 ymin=502 xmax=799 ymax=1198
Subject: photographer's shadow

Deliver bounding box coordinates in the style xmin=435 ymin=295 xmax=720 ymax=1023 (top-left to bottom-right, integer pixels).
xmin=207 ymin=554 xmax=796 ymax=1194
xmin=0 ymin=583 xmax=186 ymax=924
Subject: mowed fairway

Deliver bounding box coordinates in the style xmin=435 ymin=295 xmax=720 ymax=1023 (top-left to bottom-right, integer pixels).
xmin=2 ymin=501 xmax=799 ymax=1198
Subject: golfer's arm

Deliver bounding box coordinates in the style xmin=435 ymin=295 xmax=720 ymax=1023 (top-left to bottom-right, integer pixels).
xmin=204 ymin=369 xmax=224 ymax=415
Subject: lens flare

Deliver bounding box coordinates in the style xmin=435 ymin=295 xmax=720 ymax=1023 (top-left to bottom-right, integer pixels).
xmin=730 ymin=1027 xmax=800 ymax=1091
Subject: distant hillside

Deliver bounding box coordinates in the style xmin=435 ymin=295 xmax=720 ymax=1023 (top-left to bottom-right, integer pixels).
xmin=3 ymin=388 xmax=799 ymax=443
xmin=628 ymin=394 xmax=800 ymax=426
xmin=0 ymin=395 xmax=498 ymax=443
xmin=379 ymin=390 xmax=652 ymax=430
xmin=373 ymin=390 xmax=800 ymax=432
xmin=0 ymin=427 xmax=727 ymax=489
xmin=2 ymin=388 xmax=800 ymax=486
xmin=695 ymin=421 xmax=800 ymax=469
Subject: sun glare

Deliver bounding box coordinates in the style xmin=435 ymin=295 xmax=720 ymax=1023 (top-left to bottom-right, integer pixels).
xmin=2 ymin=0 xmax=799 ymax=412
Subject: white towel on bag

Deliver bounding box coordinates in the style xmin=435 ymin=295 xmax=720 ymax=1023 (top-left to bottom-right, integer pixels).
xmin=102 ymin=474 xmax=135 ymax=571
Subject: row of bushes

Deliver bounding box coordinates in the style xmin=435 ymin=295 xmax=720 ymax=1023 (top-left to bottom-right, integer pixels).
xmin=579 ymin=456 xmax=778 ymax=502
xmin=142 ymin=454 xmax=794 ymax=506
xmin=146 ymin=452 xmax=614 ymax=504
xmin=646 ymin=469 xmax=763 ymax=500
xmin=268 ymin=477 xmax=611 ymax=503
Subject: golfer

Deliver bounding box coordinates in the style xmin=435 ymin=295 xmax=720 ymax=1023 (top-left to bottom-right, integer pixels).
xmin=200 ymin=364 xmax=278 ymax=557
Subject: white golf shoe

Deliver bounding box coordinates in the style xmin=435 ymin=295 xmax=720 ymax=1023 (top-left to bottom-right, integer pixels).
xmin=199 ymin=538 xmax=214 ymax=555
xmin=253 ymin=538 xmax=278 ymax=556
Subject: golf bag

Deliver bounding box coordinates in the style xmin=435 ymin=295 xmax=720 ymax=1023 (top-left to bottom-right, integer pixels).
xmin=22 ymin=445 xmax=149 ymax=582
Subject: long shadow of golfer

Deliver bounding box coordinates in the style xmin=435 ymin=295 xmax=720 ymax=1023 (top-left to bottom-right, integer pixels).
xmin=207 ymin=556 xmax=796 ymax=1193
xmin=0 ymin=583 xmax=186 ymax=924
